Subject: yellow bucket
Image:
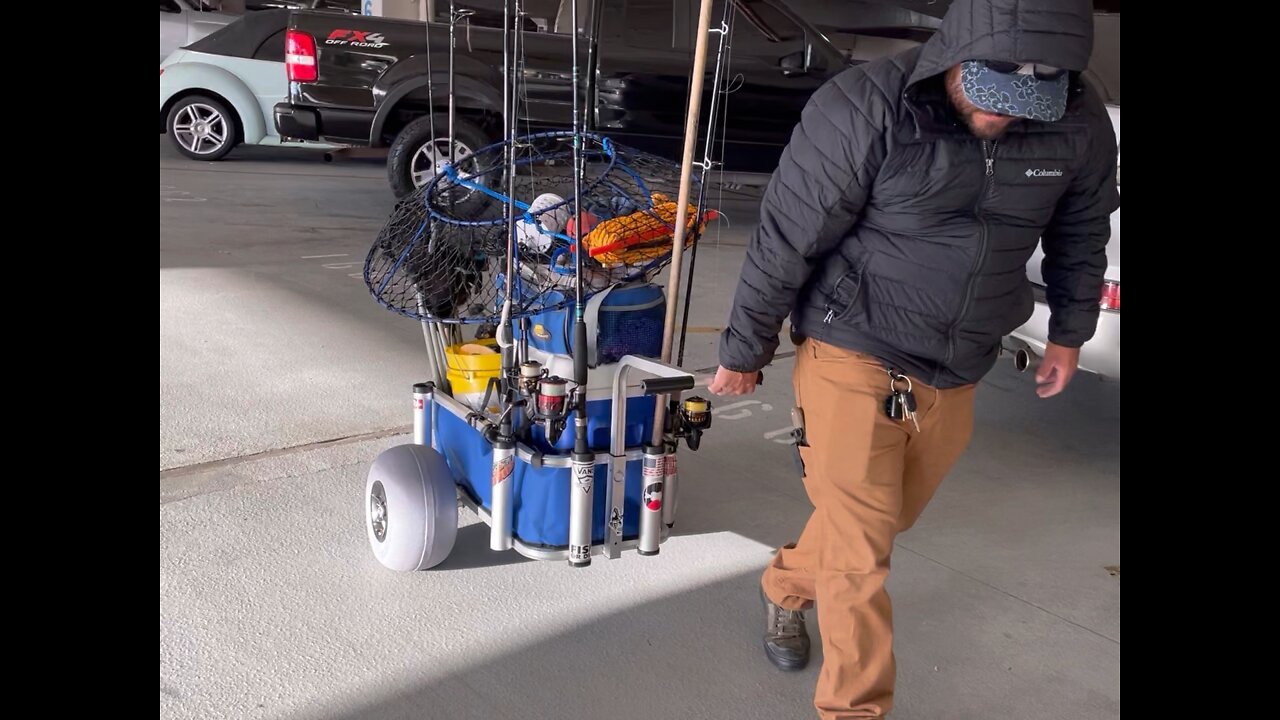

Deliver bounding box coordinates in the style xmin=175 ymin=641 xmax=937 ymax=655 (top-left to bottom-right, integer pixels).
xmin=445 ymin=339 xmax=503 ymax=401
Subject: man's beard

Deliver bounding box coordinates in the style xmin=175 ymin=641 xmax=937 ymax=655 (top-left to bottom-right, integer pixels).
xmin=945 ymin=70 xmax=1015 ymax=140
xmin=958 ymin=107 xmax=1011 ymax=140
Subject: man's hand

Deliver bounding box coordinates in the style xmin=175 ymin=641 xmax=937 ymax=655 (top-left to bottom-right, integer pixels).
xmin=708 ymin=366 xmax=758 ymax=396
xmin=1035 ymin=342 xmax=1080 ymax=398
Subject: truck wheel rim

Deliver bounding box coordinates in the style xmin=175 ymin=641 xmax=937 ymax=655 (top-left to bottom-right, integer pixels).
xmin=412 ymin=138 xmax=474 ymax=189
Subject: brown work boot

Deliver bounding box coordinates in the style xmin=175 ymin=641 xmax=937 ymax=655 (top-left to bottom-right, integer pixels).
xmin=761 ymin=588 xmax=810 ymax=671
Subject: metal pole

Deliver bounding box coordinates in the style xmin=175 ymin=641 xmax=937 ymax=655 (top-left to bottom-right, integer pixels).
xmin=568 ymin=412 xmax=593 ymax=567
xmin=413 ymin=382 xmax=433 ymax=447
xmin=606 ymin=365 xmax=636 ymax=559
xmin=430 ymin=382 xmax=440 ymax=451
xmin=638 ymin=445 xmax=664 ymax=555
xmin=489 ymin=437 xmax=515 ymax=550
xmin=422 ymin=320 xmax=442 ymax=387
xmin=415 ymin=292 xmax=446 ymax=389
xmin=433 ymin=322 xmax=453 ymax=394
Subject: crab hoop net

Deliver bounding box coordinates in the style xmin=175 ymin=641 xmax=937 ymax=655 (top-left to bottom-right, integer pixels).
xmin=363 ymin=131 xmax=716 ymax=324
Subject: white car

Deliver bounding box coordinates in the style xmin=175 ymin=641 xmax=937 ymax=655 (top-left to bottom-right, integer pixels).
xmin=1004 ymin=10 xmax=1120 ymax=381
xmin=160 ymin=0 xmax=237 ymax=65
xmin=160 ymin=10 xmax=336 ymax=160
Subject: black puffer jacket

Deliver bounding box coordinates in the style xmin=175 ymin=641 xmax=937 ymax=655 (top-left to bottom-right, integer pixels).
xmin=718 ymin=0 xmax=1119 ymax=388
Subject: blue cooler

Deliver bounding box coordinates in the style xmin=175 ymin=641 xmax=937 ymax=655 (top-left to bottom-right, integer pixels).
xmin=515 ymin=281 xmax=665 ymax=454
xmin=516 ymin=282 xmax=666 ymax=366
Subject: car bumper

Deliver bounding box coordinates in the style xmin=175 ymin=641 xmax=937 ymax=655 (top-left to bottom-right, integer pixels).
xmin=274 ymin=103 xmax=320 ymax=141
xmin=1008 ymin=294 xmax=1120 ymax=381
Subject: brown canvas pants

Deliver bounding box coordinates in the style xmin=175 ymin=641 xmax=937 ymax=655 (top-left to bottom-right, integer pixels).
xmin=762 ymin=339 xmax=977 ymax=718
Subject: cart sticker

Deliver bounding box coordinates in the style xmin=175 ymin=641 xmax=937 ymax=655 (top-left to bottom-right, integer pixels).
xmin=643 ymin=481 xmax=663 ymax=512
xmin=572 ymin=463 xmax=593 ymax=494
xmin=570 ymin=544 xmax=590 ymax=562
xmin=414 ymin=398 xmax=425 ymax=410
xmin=643 ymin=456 xmax=664 ymax=478
xmin=665 ymin=455 xmax=677 ymax=476
xmin=325 ymin=30 xmax=390 ymax=49
xmin=491 ymin=455 xmax=514 ymax=486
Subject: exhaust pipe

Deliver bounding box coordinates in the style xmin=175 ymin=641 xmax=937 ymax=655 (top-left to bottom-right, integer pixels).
xmin=1001 ymin=339 xmax=1041 ymax=373
xmin=1013 ymin=348 xmax=1040 ymax=373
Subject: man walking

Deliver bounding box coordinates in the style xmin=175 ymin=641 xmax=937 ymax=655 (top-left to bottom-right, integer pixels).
xmin=708 ymin=0 xmax=1119 ymax=716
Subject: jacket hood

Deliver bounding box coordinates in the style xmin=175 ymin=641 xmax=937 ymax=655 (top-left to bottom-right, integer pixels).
xmin=908 ymin=0 xmax=1095 ymax=87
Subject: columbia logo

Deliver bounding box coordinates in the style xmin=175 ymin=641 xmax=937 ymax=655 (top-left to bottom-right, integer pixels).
xmin=1025 ymin=168 xmax=1064 ymax=178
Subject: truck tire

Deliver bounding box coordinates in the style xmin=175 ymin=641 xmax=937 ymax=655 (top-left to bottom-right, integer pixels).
xmin=387 ymin=114 xmax=491 ymax=201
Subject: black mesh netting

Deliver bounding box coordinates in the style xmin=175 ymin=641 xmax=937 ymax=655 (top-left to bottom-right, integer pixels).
xmin=364 ymin=132 xmax=717 ymax=324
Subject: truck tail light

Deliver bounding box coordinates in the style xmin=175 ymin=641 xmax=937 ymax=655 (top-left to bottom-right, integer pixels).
xmin=286 ymin=30 xmax=318 ymax=83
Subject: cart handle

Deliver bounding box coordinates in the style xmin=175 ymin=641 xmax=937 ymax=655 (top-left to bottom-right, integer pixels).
xmin=606 ymin=355 xmax=697 ymax=558
xmin=609 ymin=357 xmax=696 ymax=456
xmin=640 ymin=376 xmax=695 ymax=395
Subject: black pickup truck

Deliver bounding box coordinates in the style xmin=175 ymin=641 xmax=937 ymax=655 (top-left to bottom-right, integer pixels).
xmin=274 ymin=0 xmax=945 ymax=197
